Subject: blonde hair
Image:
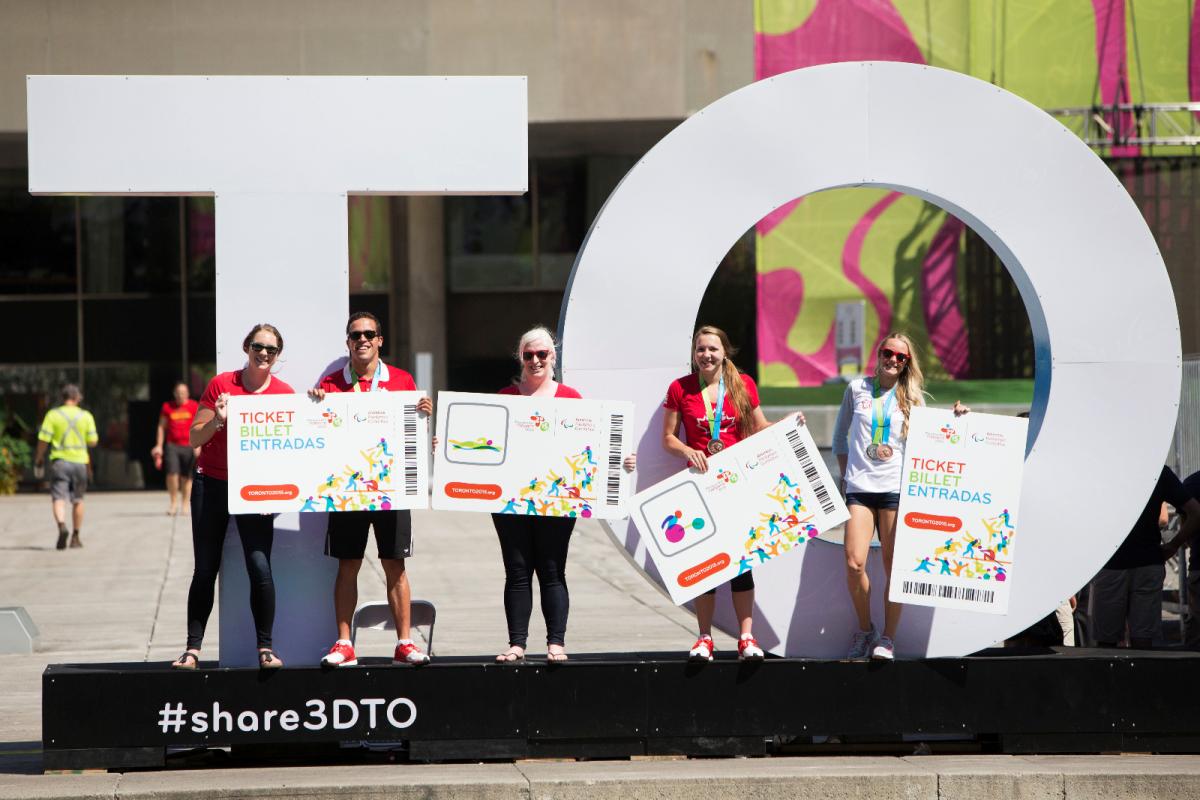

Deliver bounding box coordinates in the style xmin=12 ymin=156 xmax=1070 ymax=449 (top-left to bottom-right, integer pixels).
xmin=692 ymin=325 xmax=756 ymax=439
xmin=875 ymin=332 xmax=926 ymax=439
xmin=515 ymin=325 xmax=558 ymax=378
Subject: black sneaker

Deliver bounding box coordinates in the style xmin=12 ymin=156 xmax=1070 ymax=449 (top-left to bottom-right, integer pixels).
xmin=55 ymin=530 xmax=68 ymax=550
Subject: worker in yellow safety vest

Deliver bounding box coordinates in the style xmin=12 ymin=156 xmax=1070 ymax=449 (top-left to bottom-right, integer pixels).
xmin=34 ymin=384 xmax=98 ymax=550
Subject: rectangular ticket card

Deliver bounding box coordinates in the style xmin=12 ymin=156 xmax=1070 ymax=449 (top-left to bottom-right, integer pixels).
xmin=630 ymin=419 xmax=849 ymax=605
xmin=432 ymin=391 xmax=636 ymax=520
xmin=889 ymin=407 xmax=1028 ymax=614
xmin=227 ymin=391 xmax=429 ymax=514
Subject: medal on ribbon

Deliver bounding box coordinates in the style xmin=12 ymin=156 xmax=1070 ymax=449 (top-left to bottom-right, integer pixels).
xmin=701 ymin=372 xmax=726 ymax=455
xmin=868 ymin=379 xmax=896 ymax=461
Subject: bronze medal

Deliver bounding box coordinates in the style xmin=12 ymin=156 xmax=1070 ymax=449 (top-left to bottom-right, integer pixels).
xmin=707 ymin=439 xmax=725 ymax=455
xmin=875 ymin=443 xmax=894 ymax=461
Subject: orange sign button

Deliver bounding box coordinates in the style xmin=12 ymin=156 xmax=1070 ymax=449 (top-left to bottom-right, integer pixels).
xmin=444 ymin=482 xmax=503 ymax=500
xmin=240 ymin=484 xmax=299 ymax=501
xmin=677 ymin=553 xmax=731 ymax=587
xmin=904 ymin=512 xmax=962 ymax=532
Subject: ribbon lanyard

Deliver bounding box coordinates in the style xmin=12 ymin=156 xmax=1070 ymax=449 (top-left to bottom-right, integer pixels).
xmin=870 ymin=380 xmax=895 ymax=445
xmin=701 ymin=372 xmax=726 ymax=441
xmin=351 ymin=362 xmax=383 ymax=393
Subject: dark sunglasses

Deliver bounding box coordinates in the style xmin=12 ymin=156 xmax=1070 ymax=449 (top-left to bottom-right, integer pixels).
xmin=249 ymin=343 xmax=280 ymax=356
xmin=879 ymin=347 xmax=909 ymax=364
xmin=348 ymin=330 xmax=379 ymax=342
xmin=522 ymin=350 xmax=551 ymax=362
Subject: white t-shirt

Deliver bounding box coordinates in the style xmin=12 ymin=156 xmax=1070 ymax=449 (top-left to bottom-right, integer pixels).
xmin=832 ymin=377 xmax=918 ymax=495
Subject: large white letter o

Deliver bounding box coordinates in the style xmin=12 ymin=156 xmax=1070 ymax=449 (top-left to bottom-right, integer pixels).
xmin=560 ymin=62 xmax=1180 ymax=658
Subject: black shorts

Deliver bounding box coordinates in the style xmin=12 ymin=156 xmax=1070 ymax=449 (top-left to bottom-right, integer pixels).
xmin=845 ymin=491 xmax=901 ymax=510
xmin=703 ymin=570 xmax=755 ymax=595
xmin=164 ymin=442 xmax=196 ymax=476
xmin=325 ymin=510 xmax=413 ymax=561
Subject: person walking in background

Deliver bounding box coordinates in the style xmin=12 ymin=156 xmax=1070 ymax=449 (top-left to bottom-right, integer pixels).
xmin=1089 ymin=466 xmax=1200 ymax=649
xmin=33 ymin=384 xmax=98 ymax=550
xmin=310 ymin=311 xmax=434 ymax=668
xmin=172 ymin=324 xmax=294 ymax=671
xmin=151 ymin=381 xmax=199 ymax=516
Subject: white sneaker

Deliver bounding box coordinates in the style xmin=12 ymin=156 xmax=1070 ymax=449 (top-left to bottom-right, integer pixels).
xmin=847 ymin=625 xmax=878 ymax=660
xmin=688 ymin=635 xmax=715 ymax=662
xmin=871 ymin=635 xmax=895 ymax=661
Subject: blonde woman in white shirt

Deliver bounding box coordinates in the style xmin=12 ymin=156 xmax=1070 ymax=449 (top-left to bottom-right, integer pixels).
xmin=832 ymin=334 xmax=926 ymax=661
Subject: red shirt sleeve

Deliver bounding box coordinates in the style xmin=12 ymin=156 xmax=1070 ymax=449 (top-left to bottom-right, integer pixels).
xmin=389 ymin=368 xmax=417 ymax=391
xmin=663 ymin=379 xmax=684 ymax=411
xmin=742 ymin=373 xmax=760 ymax=408
xmin=498 ymin=385 xmax=519 ymax=395
xmin=555 ymin=384 xmax=583 ymax=399
xmin=318 ymin=372 xmax=342 ymax=393
xmin=159 ymin=401 xmax=172 ymax=420
xmin=198 ymin=374 xmax=225 ymax=410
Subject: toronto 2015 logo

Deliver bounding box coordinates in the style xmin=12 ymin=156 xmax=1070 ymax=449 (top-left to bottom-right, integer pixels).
xmin=661 ymin=509 xmax=707 ymax=544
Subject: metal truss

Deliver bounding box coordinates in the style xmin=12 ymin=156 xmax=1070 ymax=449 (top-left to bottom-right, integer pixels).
xmin=1047 ymin=103 xmax=1200 ymax=148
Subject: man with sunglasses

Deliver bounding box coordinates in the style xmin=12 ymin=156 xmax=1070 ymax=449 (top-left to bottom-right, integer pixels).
xmin=309 ymin=311 xmax=434 ymax=667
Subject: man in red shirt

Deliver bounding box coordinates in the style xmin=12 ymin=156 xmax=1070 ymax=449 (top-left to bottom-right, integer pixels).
xmin=309 ymin=312 xmax=434 ymax=666
xmin=151 ymin=381 xmax=200 ymax=516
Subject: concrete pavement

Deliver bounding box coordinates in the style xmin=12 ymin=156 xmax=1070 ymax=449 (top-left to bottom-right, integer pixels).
xmin=3 ymin=491 xmax=1200 ymax=798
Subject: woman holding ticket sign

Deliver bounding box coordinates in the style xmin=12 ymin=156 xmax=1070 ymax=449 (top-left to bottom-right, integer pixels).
xmin=172 ymin=323 xmax=295 ymax=671
xmin=661 ymin=325 xmax=801 ymax=662
xmin=491 ymin=326 xmax=637 ymax=664
xmin=833 ymin=333 xmax=966 ymax=661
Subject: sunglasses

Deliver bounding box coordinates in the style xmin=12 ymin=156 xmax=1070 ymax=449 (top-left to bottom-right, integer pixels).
xmin=348 ymin=330 xmax=379 ymax=342
xmin=879 ymin=347 xmax=909 ymax=364
xmin=249 ymin=343 xmax=280 ymax=356
xmin=522 ymin=350 xmax=551 ymax=362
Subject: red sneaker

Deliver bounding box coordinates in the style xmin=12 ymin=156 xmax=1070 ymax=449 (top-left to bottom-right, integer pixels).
xmin=688 ymin=635 xmax=715 ymax=663
xmin=394 ymin=641 xmax=430 ymax=665
xmin=321 ymin=640 xmax=357 ymax=667
xmin=738 ymin=635 xmax=764 ymax=661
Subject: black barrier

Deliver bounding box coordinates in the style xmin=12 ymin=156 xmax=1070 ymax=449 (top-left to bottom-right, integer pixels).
xmin=42 ymin=649 xmax=1200 ymax=769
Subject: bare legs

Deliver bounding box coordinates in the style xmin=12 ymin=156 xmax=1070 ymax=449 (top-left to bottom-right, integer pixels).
xmin=843 ymin=505 xmax=901 ymax=636
xmin=333 ymin=557 xmax=411 ymax=641
xmin=693 ymin=588 xmax=754 ymax=637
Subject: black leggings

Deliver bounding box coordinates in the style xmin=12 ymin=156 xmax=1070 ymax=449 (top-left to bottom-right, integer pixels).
xmin=186 ymin=474 xmax=276 ymax=649
xmin=492 ymin=514 xmax=575 ymax=648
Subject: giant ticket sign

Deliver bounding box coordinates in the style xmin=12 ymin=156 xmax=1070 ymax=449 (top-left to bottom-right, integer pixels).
xmin=630 ymin=419 xmax=849 ymax=605
xmin=432 ymin=391 xmax=634 ymax=519
xmin=890 ymin=407 xmax=1028 ymax=614
xmin=227 ymin=392 xmax=428 ymax=514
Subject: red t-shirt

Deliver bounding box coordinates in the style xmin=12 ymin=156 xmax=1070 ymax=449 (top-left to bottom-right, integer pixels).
xmin=160 ymin=399 xmax=199 ymax=447
xmin=319 ymin=361 xmax=416 ymax=393
xmin=196 ymin=371 xmax=295 ymax=481
xmin=663 ymin=372 xmax=760 ymax=451
xmin=498 ymin=383 xmax=582 ymax=398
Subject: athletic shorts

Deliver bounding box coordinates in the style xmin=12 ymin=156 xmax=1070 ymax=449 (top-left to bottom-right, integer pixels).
xmin=163 ymin=442 xmax=196 ymax=476
xmin=845 ymin=491 xmax=901 ymax=510
xmin=49 ymin=459 xmax=88 ymax=503
xmin=325 ymin=509 xmax=413 ymax=561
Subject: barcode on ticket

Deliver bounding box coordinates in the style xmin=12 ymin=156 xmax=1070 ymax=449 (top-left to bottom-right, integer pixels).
xmin=402 ymin=403 xmax=418 ymax=496
xmin=605 ymin=412 xmax=624 ymax=507
xmin=902 ymin=580 xmax=995 ymax=605
xmin=784 ymin=427 xmax=835 ymax=515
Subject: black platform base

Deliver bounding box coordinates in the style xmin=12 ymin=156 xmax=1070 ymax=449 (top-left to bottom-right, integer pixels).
xmin=42 ymin=648 xmax=1200 ymax=771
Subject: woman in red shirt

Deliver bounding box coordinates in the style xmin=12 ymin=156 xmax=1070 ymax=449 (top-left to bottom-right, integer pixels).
xmin=171 ymin=324 xmax=295 ymax=671
xmin=493 ymin=326 xmax=635 ymax=663
xmin=661 ymin=325 xmax=798 ymax=662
